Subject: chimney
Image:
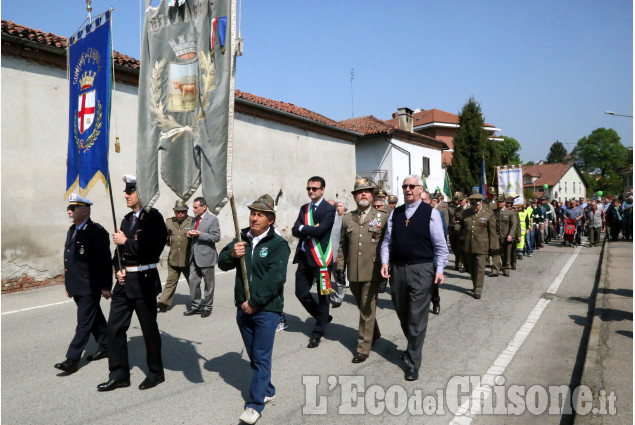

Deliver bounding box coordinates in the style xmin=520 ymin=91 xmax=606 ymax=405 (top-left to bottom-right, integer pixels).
xmin=397 ymin=107 xmax=414 ymax=132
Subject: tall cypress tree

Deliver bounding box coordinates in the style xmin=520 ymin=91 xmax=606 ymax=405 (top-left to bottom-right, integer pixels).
xmin=449 ymin=97 xmax=499 ymax=193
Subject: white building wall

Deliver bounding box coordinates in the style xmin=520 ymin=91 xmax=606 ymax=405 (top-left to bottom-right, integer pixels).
xmin=1 ymin=55 xmax=356 ymax=281
xmin=554 ymin=167 xmax=587 ymax=201
xmin=391 ymin=137 xmax=445 ymax=200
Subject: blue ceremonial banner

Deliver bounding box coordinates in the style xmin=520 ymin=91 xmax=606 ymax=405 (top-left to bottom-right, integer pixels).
xmin=65 ymin=11 xmax=112 ymax=198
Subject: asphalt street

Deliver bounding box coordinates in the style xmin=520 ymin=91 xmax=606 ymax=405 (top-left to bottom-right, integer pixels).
xmin=1 ymin=240 xmax=611 ymax=424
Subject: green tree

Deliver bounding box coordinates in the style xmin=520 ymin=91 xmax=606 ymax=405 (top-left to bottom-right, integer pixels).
xmin=526 ymin=161 xmax=535 ymax=166
xmin=572 ymin=128 xmax=628 ymax=177
xmin=496 ymin=135 xmax=521 ymax=165
xmin=546 ymin=140 xmax=568 ymax=163
xmin=448 ymin=97 xmax=500 ymax=193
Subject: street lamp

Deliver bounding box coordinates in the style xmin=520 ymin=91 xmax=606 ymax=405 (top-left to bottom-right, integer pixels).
xmin=605 ymin=111 xmax=633 ymax=118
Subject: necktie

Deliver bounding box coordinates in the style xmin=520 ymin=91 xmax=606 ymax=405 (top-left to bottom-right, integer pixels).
xmin=195 ymin=216 xmax=201 ymax=230
xmin=71 ymin=227 xmax=78 ymax=240
xmin=130 ymin=214 xmax=138 ymax=228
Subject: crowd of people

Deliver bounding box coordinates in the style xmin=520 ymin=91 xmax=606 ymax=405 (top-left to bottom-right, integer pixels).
xmin=55 ymin=173 xmax=630 ymax=424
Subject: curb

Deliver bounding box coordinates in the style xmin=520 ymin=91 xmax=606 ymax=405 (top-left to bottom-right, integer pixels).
xmin=573 ymin=235 xmax=609 ymax=424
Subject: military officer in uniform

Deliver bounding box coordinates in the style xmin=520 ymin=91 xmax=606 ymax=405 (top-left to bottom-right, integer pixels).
xmin=97 ymin=175 xmax=168 ymax=392
xmin=451 ymin=192 xmax=468 ymax=271
xmin=375 ymin=189 xmax=388 ymax=204
xmin=492 ymin=195 xmax=518 ymax=277
xmin=55 ymin=194 xmax=112 ymax=374
xmin=462 ymin=190 xmax=498 ymax=299
xmin=337 ymin=179 xmax=388 ymax=363
xmin=484 ymin=187 xmax=498 ymax=210
xmin=387 ymin=195 xmax=398 ymax=211
xmin=157 ymin=199 xmax=192 ymax=313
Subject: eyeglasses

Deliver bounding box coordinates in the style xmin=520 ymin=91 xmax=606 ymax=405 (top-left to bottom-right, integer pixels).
xmin=402 ymin=184 xmax=421 ymax=190
xmin=67 ymin=205 xmax=77 ymax=211
xmin=373 ymin=204 xmax=382 ymax=208
xmin=306 ymin=187 xmax=322 ymax=192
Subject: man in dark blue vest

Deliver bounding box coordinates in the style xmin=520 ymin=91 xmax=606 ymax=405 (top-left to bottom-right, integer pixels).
xmin=381 ymin=175 xmax=449 ymax=381
xmin=292 ymin=176 xmax=336 ymax=349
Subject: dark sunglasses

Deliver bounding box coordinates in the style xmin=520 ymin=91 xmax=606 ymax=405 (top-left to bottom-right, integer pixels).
xmin=402 ymin=184 xmax=420 ymax=190
xmin=67 ymin=205 xmax=77 ymax=211
xmin=306 ymin=187 xmax=322 ymax=192
xmin=373 ymin=204 xmax=383 ymax=208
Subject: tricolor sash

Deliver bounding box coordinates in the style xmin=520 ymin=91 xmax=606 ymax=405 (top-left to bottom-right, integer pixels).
xmin=304 ymin=204 xmax=333 ymax=295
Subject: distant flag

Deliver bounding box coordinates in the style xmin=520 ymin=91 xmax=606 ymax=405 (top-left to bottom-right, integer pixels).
xmin=65 ymin=10 xmax=113 ymax=199
xmin=479 ymin=157 xmax=487 ymax=195
xmin=443 ymin=171 xmax=452 ymax=199
xmin=421 ymin=171 xmax=429 ymax=191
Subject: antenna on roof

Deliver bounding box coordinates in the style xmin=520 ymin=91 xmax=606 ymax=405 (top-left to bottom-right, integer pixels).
xmin=350 ymin=68 xmax=355 ymax=130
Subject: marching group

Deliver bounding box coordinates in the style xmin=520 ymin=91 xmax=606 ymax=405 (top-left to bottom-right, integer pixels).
xmin=55 ymin=173 xmax=628 ymax=424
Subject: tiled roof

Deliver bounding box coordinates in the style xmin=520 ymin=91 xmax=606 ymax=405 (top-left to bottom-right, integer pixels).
xmin=235 ymin=90 xmax=345 ymax=129
xmin=2 ymin=20 xmax=140 ymax=69
xmin=385 ymin=108 xmax=496 ymax=130
xmin=338 ymin=115 xmax=396 ymax=135
xmin=522 ymin=163 xmax=574 ymax=187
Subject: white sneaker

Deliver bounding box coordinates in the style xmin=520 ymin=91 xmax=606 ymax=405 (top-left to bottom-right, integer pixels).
xmin=276 ymin=318 xmax=288 ymax=332
xmin=239 ymin=407 xmax=260 ymax=424
xmin=264 ymin=394 xmax=276 ymax=403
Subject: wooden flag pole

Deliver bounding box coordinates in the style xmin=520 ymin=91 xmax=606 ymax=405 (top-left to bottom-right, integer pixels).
xmin=106 ymin=172 xmax=123 ymax=272
xmin=230 ymin=195 xmax=250 ymax=300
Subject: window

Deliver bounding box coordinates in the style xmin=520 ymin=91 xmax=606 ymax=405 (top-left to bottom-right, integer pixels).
xmin=573 ymin=182 xmax=576 ymax=193
xmin=422 ymin=157 xmax=430 ymax=177
xmin=565 ymin=182 xmax=567 ymax=193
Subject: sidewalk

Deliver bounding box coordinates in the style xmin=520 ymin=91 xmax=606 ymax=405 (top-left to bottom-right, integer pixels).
xmin=575 ymin=236 xmax=633 ymax=425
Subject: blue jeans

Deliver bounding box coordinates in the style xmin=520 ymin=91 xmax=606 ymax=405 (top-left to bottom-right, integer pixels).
xmin=525 ymin=229 xmax=534 ymax=254
xmin=237 ymin=309 xmax=279 ymax=413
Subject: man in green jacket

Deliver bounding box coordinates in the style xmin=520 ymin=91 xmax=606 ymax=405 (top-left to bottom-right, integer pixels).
xmin=218 ymin=194 xmax=290 ymax=425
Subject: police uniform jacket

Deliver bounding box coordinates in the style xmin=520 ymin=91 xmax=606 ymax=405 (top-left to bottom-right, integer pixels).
xmin=462 ymin=207 xmax=499 ymax=254
xmin=166 ymin=216 xmax=191 ymax=267
xmin=337 ymin=208 xmax=388 ymax=282
xmin=64 ymin=219 xmax=112 ymax=296
xmin=113 ymin=208 xmax=168 ymax=299
xmin=495 ymin=208 xmax=518 ymax=240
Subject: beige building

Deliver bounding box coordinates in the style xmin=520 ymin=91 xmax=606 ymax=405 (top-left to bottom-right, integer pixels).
xmin=1 ymin=20 xmax=358 ymax=291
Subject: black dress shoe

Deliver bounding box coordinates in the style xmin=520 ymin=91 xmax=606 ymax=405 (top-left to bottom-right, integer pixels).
xmin=54 ymin=359 xmax=78 ymax=374
xmin=87 ymin=351 xmax=108 ymax=362
xmin=157 ymin=302 xmax=168 ymax=313
xmin=138 ymin=375 xmax=165 ymax=390
xmin=352 ymin=353 xmax=369 ymax=363
xmin=327 ymin=315 xmax=333 ymax=323
xmin=307 ymin=337 xmax=321 ymax=348
xmin=97 ymin=378 xmax=130 ymax=392
xmin=331 ymin=303 xmax=341 ymax=308
xmin=405 ymin=367 xmax=419 ymax=381
xmin=502 ymin=272 xmax=510 ymax=277
xmin=473 ymin=293 xmax=481 ymax=300
xmin=200 ymin=310 xmax=211 ymax=318
xmin=183 ymin=309 xmax=201 ymax=316
xmin=432 ymin=302 xmax=440 ymax=315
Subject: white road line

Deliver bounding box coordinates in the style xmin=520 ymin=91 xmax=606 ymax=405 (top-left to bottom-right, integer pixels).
xmin=2 ymin=270 xmax=233 ymax=316
xmin=1 ymin=300 xmax=75 ymax=315
xmin=449 ymin=245 xmax=581 ymax=425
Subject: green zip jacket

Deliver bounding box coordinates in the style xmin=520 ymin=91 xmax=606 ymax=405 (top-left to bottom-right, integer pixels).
xmin=218 ymin=226 xmax=290 ymax=313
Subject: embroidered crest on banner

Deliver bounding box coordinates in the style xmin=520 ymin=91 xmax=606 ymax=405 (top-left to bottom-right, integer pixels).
xmin=72 ymin=56 xmax=103 ymax=152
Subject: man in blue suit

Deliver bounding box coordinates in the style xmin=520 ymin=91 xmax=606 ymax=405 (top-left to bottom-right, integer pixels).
xmin=292 ymin=176 xmax=336 ymax=348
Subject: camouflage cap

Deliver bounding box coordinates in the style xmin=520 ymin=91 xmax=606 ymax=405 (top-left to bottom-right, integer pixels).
xmin=173 ymin=199 xmax=188 ymax=211
xmin=248 ymin=194 xmax=276 ymax=214
xmin=486 ymin=187 xmax=497 ymax=196
xmin=352 ymin=178 xmax=374 ymax=193
xmin=387 ymin=195 xmax=398 ymax=204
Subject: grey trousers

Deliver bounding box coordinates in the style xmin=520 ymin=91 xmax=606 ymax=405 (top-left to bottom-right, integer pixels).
xmin=390 ymin=262 xmax=434 ymax=370
xmin=330 ymin=276 xmax=346 ymax=304
xmin=189 ymin=261 xmax=215 ymax=312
